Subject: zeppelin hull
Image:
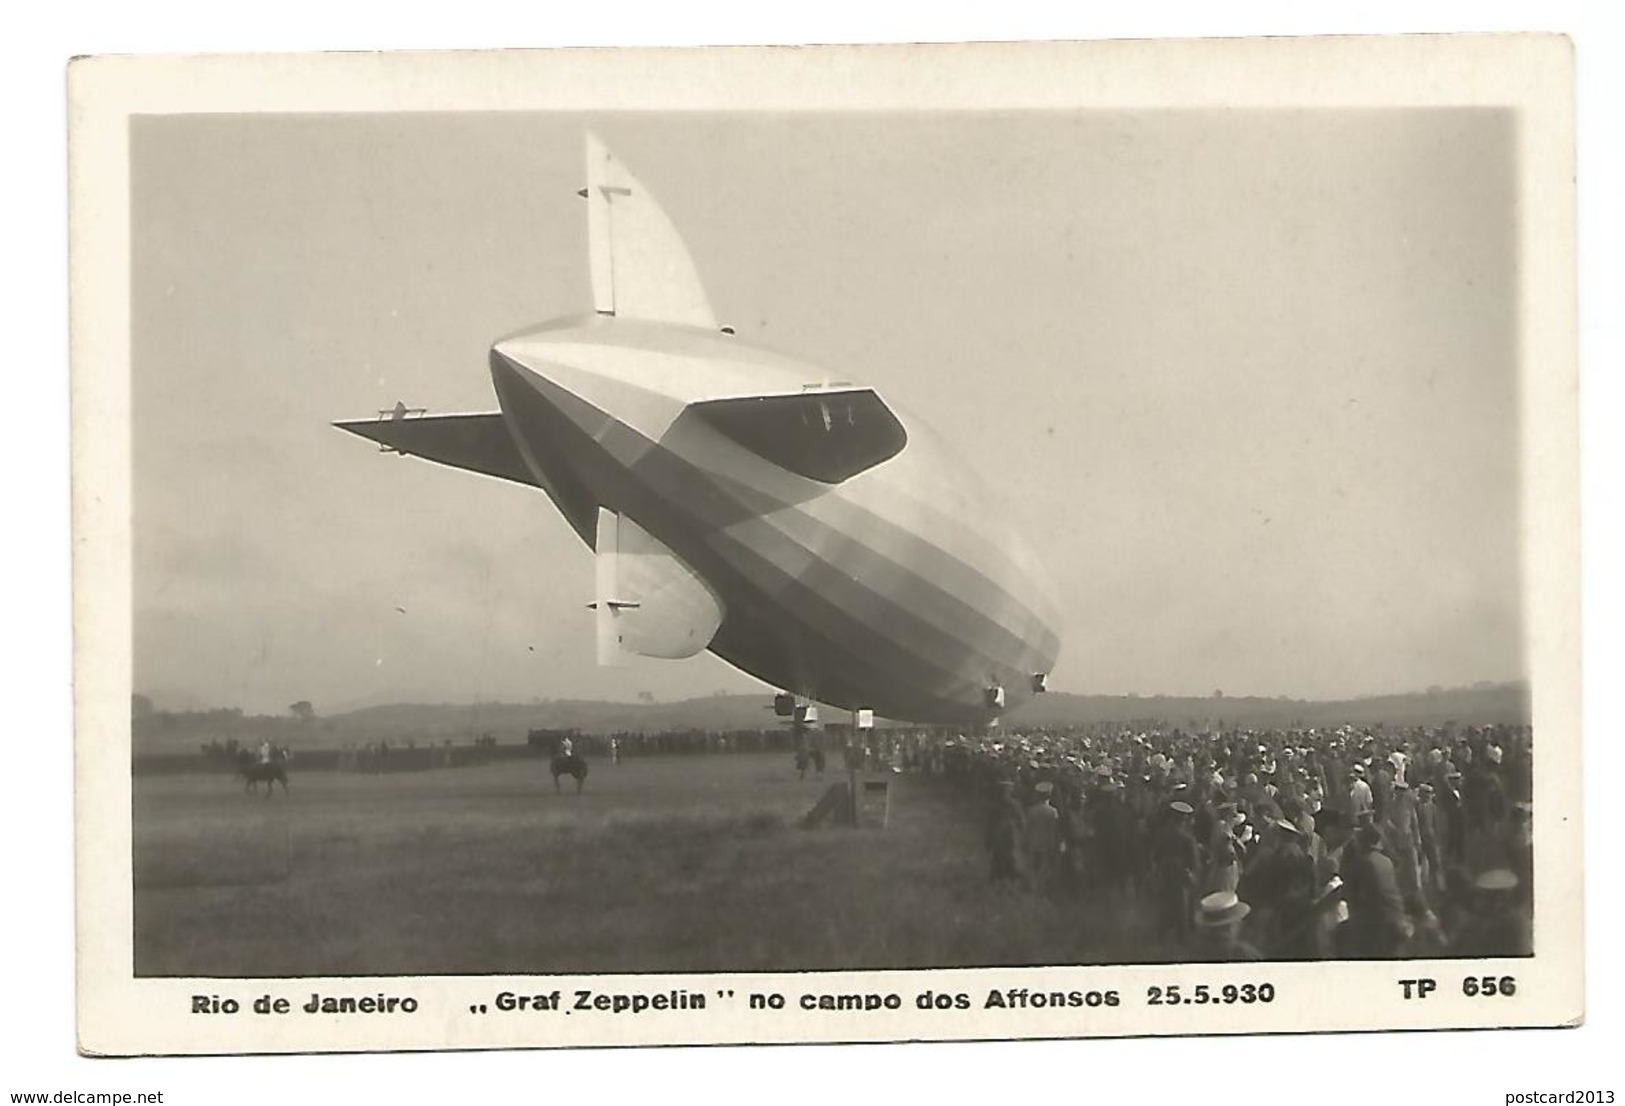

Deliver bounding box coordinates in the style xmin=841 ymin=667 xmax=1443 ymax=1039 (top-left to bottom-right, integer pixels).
xmin=490 ymin=321 xmax=1061 ymax=724
xmin=337 ymin=135 xmax=1064 ymax=725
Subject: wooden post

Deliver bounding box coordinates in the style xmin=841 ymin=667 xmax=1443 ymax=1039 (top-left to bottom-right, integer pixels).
xmin=847 ymin=710 xmax=860 ymax=827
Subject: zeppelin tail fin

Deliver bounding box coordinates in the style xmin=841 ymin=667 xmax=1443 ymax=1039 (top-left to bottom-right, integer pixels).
xmin=332 ymin=411 xmax=539 ymax=489
xmin=593 ymin=507 xmax=723 ymax=665
xmin=584 ymin=132 xmax=719 ymax=329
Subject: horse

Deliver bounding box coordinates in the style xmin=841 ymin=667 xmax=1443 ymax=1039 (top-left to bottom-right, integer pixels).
xmin=238 ymin=750 xmax=289 ymax=798
xmin=551 ymin=751 xmax=589 ymax=794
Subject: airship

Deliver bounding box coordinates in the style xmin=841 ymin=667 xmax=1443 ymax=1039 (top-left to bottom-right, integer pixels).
xmin=336 ymin=135 xmax=1061 ymax=726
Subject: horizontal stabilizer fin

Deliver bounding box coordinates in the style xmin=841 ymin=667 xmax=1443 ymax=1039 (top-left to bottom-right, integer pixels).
xmin=595 ymin=507 xmax=724 ymax=664
xmin=687 ymin=388 xmax=908 ymax=483
xmin=333 ymin=413 xmax=538 ymax=489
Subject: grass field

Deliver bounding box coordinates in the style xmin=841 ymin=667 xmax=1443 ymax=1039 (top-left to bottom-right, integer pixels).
xmin=133 ymin=753 xmax=1173 ymax=977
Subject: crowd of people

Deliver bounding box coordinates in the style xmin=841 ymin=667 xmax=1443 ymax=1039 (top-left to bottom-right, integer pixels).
xmin=194 ymin=711 xmax=1535 ymax=966
xmin=941 ymin=722 xmax=1533 ymax=961
xmin=530 ymin=728 xmax=803 ymax=758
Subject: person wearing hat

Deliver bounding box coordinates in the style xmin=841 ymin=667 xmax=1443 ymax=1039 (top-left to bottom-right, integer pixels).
xmin=1307 ymin=808 xmax=1353 ymax=958
xmin=1152 ymin=801 xmax=1202 ymax=945
xmin=1240 ymin=818 xmax=1317 ymax=957
xmin=1090 ymin=770 xmax=1136 ymax=895
xmin=1415 ymin=782 xmax=1446 ymax=894
xmin=1438 ymin=764 xmax=1468 ymax=868
xmin=1206 ymin=804 xmax=1244 ymax=894
xmin=1370 ymin=758 xmax=1395 ymax=823
xmin=1382 ymin=774 xmax=1424 ymax=910
xmin=1348 ymin=763 xmax=1375 ymax=824
xmin=1480 ymin=745 xmax=1510 ymax=837
xmin=1342 ymin=825 xmax=1411 ymax=957
xmin=1191 ymin=891 xmax=1262 ymax=961
xmin=1449 ymin=868 xmax=1531 ymax=957
xmin=1024 ymin=780 xmax=1063 ymax=894
xmin=1462 ymin=743 xmax=1497 ymax=846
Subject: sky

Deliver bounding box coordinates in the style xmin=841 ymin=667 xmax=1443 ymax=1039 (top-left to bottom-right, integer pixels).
xmin=130 ymin=109 xmax=1524 ymax=714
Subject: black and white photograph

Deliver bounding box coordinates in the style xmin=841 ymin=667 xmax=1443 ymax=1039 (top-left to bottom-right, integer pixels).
xmin=68 ymin=35 xmax=1583 ymax=1054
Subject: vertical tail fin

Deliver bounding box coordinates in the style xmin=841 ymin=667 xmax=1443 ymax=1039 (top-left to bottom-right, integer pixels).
xmin=593 ymin=506 xmax=723 ymax=665
xmin=594 ymin=507 xmax=626 ymax=667
xmin=583 ymin=132 xmax=719 ymax=329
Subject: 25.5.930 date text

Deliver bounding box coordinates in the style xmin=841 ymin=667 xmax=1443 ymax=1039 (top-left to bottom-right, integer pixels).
xmin=1145 ymin=982 xmax=1276 ymax=1007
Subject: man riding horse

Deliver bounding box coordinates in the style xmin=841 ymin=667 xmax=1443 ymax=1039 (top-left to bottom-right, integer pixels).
xmin=238 ymin=744 xmax=289 ymax=798
xmin=550 ymin=735 xmax=589 ymax=794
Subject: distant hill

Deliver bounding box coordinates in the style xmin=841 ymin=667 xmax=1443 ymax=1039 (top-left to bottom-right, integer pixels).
xmin=130 ymin=682 xmax=1531 ymax=754
xmin=333 ymin=696 xmax=783 ymax=741
xmin=1002 ymin=682 xmax=1531 ymax=731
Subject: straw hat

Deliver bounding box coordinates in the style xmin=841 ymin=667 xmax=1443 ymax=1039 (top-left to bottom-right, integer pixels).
xmin=1195 ymin=891 xmax=1251 ymax=927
